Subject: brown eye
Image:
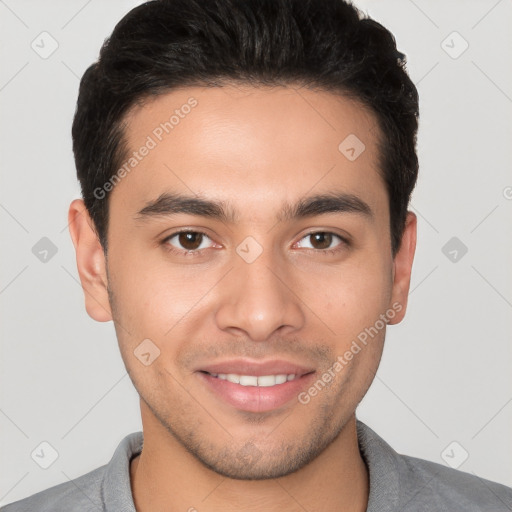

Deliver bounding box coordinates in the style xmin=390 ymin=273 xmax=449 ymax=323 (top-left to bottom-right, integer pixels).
xmin=177 ymin=232 xmax=203 ymax=250
xmin=164 ymin=231 xmax=213 ymax=253
xmin=296 ymin=232 xmax=347 ymax=253
xmin=309 ymin=232 xmax=333 ymax=250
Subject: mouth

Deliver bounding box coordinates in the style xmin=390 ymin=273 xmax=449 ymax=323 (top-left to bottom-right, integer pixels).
xmin=195 ymin=360 xmax=316 ymax=413
xmin=199 ymin=371 xmax=305 ymax=387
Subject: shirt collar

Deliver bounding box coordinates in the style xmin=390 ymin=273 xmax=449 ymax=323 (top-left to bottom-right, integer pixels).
xmin=356 ymin=419 xmax=400 ymax=512
xmin=102 ymin=431 xmax=142 ymax=512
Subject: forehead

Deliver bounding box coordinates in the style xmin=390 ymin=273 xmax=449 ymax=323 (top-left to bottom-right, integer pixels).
xmin=111 ymin=85 xmax=386 ymax=221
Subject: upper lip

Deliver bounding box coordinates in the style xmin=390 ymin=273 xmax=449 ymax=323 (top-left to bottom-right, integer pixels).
xmin=197 ymin=358 xmax=315 ymax=377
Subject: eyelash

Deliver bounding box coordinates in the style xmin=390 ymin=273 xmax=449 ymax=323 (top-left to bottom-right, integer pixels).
xmin=161 ymin=230 xmax=350 ymax=258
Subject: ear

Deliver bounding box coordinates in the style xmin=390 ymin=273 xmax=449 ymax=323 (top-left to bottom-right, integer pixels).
xmin=388 ymin=211 xmax=417 ymax=325
xmin=68 ymin=198 xmax=112 ymax=322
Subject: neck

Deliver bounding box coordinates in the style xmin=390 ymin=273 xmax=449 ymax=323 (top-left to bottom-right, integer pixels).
xmin=130 ymin=404 xmax=368 ymax=512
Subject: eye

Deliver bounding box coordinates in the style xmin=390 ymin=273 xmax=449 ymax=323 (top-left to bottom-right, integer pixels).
xmin=162 ymin=230 xmax=215 ymax=255
xmin=295 ymin=231 xmax=348 ymax=254
xmin=161 ymin=230 xmax=349 ymax=258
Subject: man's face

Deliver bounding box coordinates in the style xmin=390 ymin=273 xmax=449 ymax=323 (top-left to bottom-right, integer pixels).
xmin=72 ymin=85 xmax=415 ymax=479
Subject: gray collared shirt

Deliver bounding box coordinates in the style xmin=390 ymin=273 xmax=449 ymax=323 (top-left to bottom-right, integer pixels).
xmin=2 ymin=419 xmax=511 ymax=511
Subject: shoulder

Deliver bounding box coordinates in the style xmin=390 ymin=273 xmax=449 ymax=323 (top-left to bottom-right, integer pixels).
xmin=0 ymin=431 xmax=142 ymax=512
xmin=0 ymin=465 xmax=106 ymax=512
xmin=356 ymin=419 xmax=512 ymax=512
xmin=396 ymin=452 xmax=512 ymax=511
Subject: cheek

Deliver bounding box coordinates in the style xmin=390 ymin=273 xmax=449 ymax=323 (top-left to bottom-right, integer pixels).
xmin=109 ymin=251 xmax=220 ymax=343
xmin=302 ymin=256 xmax=392 ymax=336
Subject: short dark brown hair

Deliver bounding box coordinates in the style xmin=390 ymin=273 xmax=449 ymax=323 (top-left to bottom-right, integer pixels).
xmin=72 ymin=0 xmax=419 ymax=256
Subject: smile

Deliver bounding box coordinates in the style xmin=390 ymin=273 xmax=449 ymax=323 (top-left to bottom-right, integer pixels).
xmin=203 ymin=372 xmax=298 ymax=387
xmin=197 ymin=370 xmax=316 ymax=413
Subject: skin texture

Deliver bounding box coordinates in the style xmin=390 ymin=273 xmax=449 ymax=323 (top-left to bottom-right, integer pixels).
xmin=68 ymin=85 xmax=416 ymax=512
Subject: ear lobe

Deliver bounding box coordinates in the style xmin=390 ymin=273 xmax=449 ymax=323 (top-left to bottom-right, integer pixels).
xmin=68 ymin=198 xmax=113 ymax=322
xmin=388 ymin=211 xmax=417 ymax=325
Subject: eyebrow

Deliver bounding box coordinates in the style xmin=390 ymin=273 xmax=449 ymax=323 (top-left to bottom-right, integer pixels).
xmin=134 ymin=191 xmax=373 ymax=224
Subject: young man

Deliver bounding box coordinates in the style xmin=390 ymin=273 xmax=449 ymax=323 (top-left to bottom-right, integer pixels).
xmin=2 ymin=0 xmax=511 ymax=510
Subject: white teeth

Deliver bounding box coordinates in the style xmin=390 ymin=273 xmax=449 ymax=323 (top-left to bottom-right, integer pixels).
xmin=210 ymin=372 xmax=297 ymax=386
xmin=239 ymin=375 xmax=258 ymax=386
xmin=257 ymin=375 xmax=277 ymax=387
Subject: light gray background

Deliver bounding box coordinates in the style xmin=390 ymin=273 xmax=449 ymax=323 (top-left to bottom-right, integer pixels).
xmin=1 ymin=0 xmax=511 ymax=506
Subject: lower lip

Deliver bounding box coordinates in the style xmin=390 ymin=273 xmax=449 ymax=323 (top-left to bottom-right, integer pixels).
xmin=197 ymin=372 xmax=316 ymax=413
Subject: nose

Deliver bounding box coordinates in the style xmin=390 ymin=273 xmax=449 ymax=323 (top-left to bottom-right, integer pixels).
xmin=214 ymin=242 xmax=305 ymax=341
